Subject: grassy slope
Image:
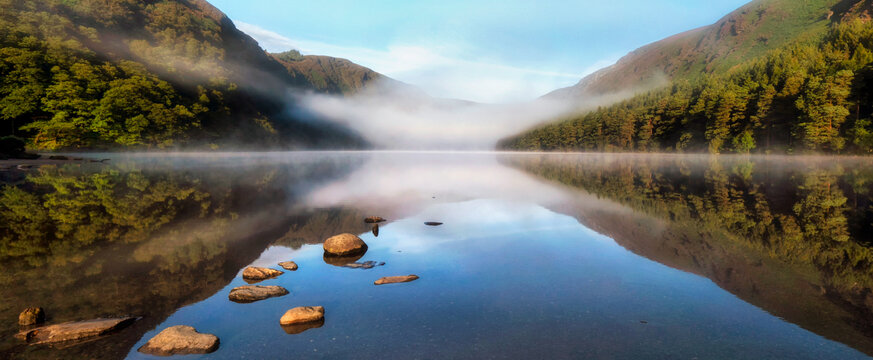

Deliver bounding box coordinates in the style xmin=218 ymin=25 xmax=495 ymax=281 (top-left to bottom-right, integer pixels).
xmin=549 ymin=0 xmax=842 ymax=98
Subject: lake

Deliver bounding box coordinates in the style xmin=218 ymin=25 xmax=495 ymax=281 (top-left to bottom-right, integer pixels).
xmin=1 ymin=152 xmax=872 ymax=359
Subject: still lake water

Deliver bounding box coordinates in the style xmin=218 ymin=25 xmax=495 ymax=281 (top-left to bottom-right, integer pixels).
xmin=1 ymin=152 xmax=873 ymax=359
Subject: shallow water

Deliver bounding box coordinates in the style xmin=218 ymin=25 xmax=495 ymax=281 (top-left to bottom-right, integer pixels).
xmin=1 ymin=152 xmax=872 ymax=359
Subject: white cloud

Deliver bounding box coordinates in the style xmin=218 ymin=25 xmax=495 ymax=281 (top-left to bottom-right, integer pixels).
xmin=236 ymin=22 xmax=604 ymax=103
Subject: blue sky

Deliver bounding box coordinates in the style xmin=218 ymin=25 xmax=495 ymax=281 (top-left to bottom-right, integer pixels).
xmin=210 ymin=0 xmax=751 ymax=103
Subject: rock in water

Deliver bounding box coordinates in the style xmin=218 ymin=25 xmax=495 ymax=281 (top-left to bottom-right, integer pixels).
xmin=242 ymin=267 xmax=283 ymax=281
xmin=228 ymin=285 xmax=289 ymax=303
xmin=18 ymin=307 xmax=45 ymax=326
xmin=138 ymin=325 xmax=219 ymax=355
xmin=279 ymin=306 xmax=325 ymax=325
xmin=16 ymin=317 xmax=137 ymax=344
xmin=278 ymin=261 xmax=298 ymax=271
xmin=372 ymin=224 xmax=379 ymax=237
xmin=323 ymin=233 xmax=367 ymax=256
xmin=342 ymin=261 xmax=383 ymax=269
xmin=374 ymin=275 xmax=420 ymax=285
xmin=364 ymin=216 xmax=386 ymax=223
xmin=424 ymin=222 xmax=443 ymax=226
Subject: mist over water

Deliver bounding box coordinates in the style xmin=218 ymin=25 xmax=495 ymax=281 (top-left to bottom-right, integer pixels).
xmin=288 ymin=79 xmax=645 ymax=150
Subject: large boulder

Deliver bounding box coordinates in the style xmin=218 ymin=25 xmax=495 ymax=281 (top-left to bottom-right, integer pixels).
xmin=228 ymin=285 xmax=289 ymax=303
xmin=364 ymin=216 xmax=386 ymax=223
xmin=323 ymin=233 xmax=367 ymax=256
xmin=242 ymin=267 xmax=283 ymax=282
xmin=138 ymin=325 xmax=219 ymax=356
xmin=16 ymin=317 xmax=137 ymax=344
xmin=18 ymin=307 xmax=45 ymax=326
xmin=279 ymin=306 xmax=325 ymax=325
xmin=374 ymin=275 xmax=420 ymax=285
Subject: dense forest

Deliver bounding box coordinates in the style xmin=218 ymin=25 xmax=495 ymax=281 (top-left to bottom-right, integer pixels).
xmin=0 ymin=0 xmax=366 ymax=150
xmin=501 ymin=18 xmax=873 ymax=154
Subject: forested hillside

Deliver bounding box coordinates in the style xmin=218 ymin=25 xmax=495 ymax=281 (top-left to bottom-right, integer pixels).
xmin=502 ymin=10 xmax=873 ymax=154
xmin=0 ymin=0 xmax=366 ymax=150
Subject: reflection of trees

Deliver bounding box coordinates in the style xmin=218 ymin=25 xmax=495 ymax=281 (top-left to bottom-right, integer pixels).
xmin=0 ymin=166 xmax=222 ymax=265
xmin=0 ymin=158 xmax=358 ymax=359
xmin=505 ymin=154 xmax=873 ymax=354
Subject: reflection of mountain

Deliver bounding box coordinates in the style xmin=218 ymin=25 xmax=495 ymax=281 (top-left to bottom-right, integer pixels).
xmin=0 ymin=157 xmax=361 ymax=359
xmin=504 ymin=154 xmax=873 ymax=356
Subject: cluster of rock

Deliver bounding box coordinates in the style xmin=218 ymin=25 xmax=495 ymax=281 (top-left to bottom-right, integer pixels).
xmin=16 ymin=216 xmax=430 ymax=356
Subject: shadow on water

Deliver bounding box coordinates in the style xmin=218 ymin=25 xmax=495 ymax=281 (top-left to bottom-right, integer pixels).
xmin=502 ymin=153 xmax=873 ymax=356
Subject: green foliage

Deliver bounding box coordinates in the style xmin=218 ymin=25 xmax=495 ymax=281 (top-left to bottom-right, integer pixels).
xmin=274 ymin=49 xmax=304 ymax=62
xmin=502 ymin=19 xmax=873 ymax=154
xmin=0 ymin=0 xmax=363 ymax=149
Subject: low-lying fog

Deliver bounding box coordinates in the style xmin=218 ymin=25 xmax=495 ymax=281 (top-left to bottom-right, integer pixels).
xmin=290 ymin=79 xmax=640 ymax=150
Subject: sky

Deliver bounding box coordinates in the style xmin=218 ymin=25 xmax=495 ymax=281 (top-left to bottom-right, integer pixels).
xmin=209 ymin=0 xmax=751 ymax=103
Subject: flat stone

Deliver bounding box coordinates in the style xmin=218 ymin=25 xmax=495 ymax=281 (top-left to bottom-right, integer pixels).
xmin=424 ymin=222 xmax=443 ymax=226
xmin=19 ymin=307 xmax=45 ymax=326
xmin=279 ymin=306 xmax=325 ymax=325
xmin=138 ymin=325 xmax=219 ymax=356
xmin=342 ymin=261 xmax=384 ymax=269
xmin=323 ymin=233 xmax=367 ymax=256
xmin=16 ymin=317 xmax=137 ymax=344
xmin=374 ymin=275 xmax=420 ymax=285
xmin=278 ymin=261 xmax=298 ymax=271
xmin=228 ymin=285 xmax=289 ymax=303
xmin=242 ymin=266 xmax=283 ymax=281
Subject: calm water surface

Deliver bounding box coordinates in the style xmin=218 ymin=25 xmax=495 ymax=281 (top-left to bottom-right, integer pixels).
xmin=1 ymin=152 xmax=872 ymax=359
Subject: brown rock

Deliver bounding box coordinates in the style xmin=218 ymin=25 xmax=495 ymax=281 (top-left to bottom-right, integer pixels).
xmin=374 ymin=275 xmax=420 ymax=285
xmin=18 ymin=307 xmax=45 ymax=326
xmin=228 ymin=285 xmax=289 ymax=303
xmin=279 ymin=306 xmax=325 ymax=325
xmin=138 ymin=325 xmax=219 ymax=356
xmin=16 ymin=317 xmax=137 ymax=344
xmin=323 ymin=252 xmax=365 ymax=267
xmin=242 ymin=266 xmax=283 ymax=281
xmin=364 ymin=216 xmax=386 ymax=223
xmin=278 ymin=261 xmax=298 ymax=271
xmin=323 ymin=233 xmax=367 ymax=256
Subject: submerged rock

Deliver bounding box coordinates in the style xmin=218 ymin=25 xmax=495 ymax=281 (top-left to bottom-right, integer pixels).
xmin=342 ymin=261 xmax=384 ymax=269
xmin=364 ymin=216 xmax=386 ymax=223
xmin=278 ymin=261 xmax=298 ymax=271
xmin=424 ymin=222 xmax=443 ymax=226
xmin=374 ymin=275 xmax=420 ymax=285
xmin=372 ymin=224 xmax=379 ymax=237
xmin=16 ymin=317 xmax=137 ymax=344
xmin=138 ymin=325 xmax=219 ymax=356
xmin=18 ymin=307 xmax=45 ymax=326
xmin=228 ymin=285 xmax=289 ymax=303
xmin=323 ymin=233 xmax=367 ymax=256
xmin=242 ymin=267 xmax=283 ymax=281
xmin=279 ymin=306 xmax=325 ymax=325
xmin=281 ymin=318 xmax=324 ymax=334
xmin=47 ymin=155 xmax=69 ymax=160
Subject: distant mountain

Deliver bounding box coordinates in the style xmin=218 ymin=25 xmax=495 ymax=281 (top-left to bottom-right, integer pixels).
xmin=505 ymin=0 xmax=873 ymax=154
xmin=548 ymin=0 xmax=865 ymax=98
xmin=0 ymin=0 xmax=367 ymax=150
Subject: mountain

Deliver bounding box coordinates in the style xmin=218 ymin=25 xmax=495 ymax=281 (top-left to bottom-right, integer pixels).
xmin=547 ymin=0 xmax=862 ymax=98
xmin=504 ymin=0 xmax=873 ymax=154
xmin=0 ymin=0 xmax=368 ymax=150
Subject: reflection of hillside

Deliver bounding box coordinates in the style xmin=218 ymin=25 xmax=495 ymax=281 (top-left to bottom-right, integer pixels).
xmin=505 ymin=154 xmax=873 ymax=356
xmin=273 ymin=208 xmax=373 ymax=249
xmin=0 ymin=159 xmax=358 ymax=359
